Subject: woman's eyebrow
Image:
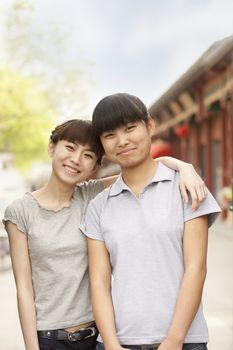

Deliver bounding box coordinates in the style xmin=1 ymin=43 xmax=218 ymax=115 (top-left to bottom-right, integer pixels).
xmin=84 ymin=147 xmax=95 ymax=153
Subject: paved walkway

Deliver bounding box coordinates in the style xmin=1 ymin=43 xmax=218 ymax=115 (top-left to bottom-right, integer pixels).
xmin=0 ymin=258 xmax=24 ymax=349
xmin=0 ymin=219 xmax=232 ymax=350
xmin=203 ymin=219 xmax=233 ymax=349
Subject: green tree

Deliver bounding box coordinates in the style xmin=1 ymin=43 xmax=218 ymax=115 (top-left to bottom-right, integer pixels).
xmin=0 ymin=67 xmax=55 ymax=171
xmin=0 ymin=0 xmax=93 ymax=171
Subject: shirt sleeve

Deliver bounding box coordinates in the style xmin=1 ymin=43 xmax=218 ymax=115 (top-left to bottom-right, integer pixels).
xmin=2 ymin=199 xmax=28 ymax=235
xmin=79 ymin=197 xmax=104 ymax=241
xmin=184 ymin=187 xmax=221 ymax=227
xmin=79 ymin=179 xmax=104 ymax=204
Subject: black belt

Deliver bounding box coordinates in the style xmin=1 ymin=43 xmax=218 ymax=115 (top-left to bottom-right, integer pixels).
xmin=38 ymin=324 xmax=98 ymax=342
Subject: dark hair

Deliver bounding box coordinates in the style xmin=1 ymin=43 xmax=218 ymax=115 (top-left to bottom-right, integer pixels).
xmin=50 ymin=119 xmax=103 ymax=165
xmin=92 ymin=93 xmax=149 ymax=138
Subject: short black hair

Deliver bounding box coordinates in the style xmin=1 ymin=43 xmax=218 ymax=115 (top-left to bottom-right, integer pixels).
xmin=92 ymin=93 xmax=149 ymax=138
xmin=50 ymin=119 xmax=103 ymax=165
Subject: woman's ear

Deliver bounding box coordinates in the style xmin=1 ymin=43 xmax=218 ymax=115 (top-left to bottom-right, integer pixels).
xmin=147 ymin=116 xmax=156 ymax=136
xmin=48 ymin=142 xmax=55 ymax=157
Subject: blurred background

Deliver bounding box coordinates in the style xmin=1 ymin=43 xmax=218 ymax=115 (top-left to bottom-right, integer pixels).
xmin=0 ymin=0 xmax=232 ymax=349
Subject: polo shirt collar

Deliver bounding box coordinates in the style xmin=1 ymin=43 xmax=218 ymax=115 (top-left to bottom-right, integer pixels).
xmin=109 ymin=162 xmax=173 ymax=197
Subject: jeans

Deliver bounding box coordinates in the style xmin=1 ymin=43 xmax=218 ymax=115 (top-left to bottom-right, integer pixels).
xmin=96 ymin=341 xmax=207 ymax=350
xmin=38 ymin=330 xmax=98 ymax=350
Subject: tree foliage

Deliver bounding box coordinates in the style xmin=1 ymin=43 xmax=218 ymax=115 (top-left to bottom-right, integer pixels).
xmin=0 ymin=0 xmax=93 ymax=171
xmin=0 ymin=67 xmax=55 ymax=171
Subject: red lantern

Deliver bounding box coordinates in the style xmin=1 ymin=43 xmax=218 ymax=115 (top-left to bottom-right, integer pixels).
xmin=174 ymin=124 xmax=190 ymax=138
xmin=150 ymin=142 xmax=172 ymax=159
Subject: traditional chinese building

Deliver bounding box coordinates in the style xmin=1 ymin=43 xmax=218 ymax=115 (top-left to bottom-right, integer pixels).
xmin=149 ymin=36 xmax=233 ymax=219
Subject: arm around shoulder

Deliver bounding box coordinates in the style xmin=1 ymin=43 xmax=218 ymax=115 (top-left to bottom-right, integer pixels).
xmin=100 ymin=175 xmax=118 ymax=189
xmin=156 ymin=156 xmax=206 ymax=210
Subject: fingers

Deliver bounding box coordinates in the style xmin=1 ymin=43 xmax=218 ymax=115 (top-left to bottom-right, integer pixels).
xmin=180 ymin=184 xmax=189 ymax=204
xmin=195 ymin=183 xmax=207 ymax=202
xmin=191 ymin=185 xmax=207 ymax=211
xmin=180 ymin=183 xmax=207 ymax=211
xmin=190 ymin=189 xmax=199 ymax=211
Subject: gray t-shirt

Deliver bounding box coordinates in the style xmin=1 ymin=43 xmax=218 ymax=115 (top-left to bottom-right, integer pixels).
xmin=3 ymin=179 xmax=103 ymax=330
xmin=81 ymin=163 xmax=221 ymax=344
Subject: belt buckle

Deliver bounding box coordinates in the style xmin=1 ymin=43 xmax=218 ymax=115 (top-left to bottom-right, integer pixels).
xmin=68 ymin=332 xmax=79 ymax=342
xmin=84 ymin=326 xmax=96 ymax=339
xmin=68 ymin=326 xmax=96 ymax=342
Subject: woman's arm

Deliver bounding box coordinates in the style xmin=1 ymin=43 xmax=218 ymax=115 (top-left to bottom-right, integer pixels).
xmin=155 ymin=157 xmax=206 ymax=210
xmin=101 ymin=175 xmax=118 ymax=189
xmin=100 ymin=157 xmax=206 ymax=210
xmin=158 ymin=215 xmax=208 ymax=350
xmin=6 ymin=222 xmax=40 ymax=350
xmin=87 ymin=238 xmax=124 ymax=350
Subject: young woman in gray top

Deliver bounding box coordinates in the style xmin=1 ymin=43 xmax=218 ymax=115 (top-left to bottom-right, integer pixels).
xmin=83 ymin=94 xmax=221 ymax=350
xmin=3 ymin=119 xmax=206 ymax=350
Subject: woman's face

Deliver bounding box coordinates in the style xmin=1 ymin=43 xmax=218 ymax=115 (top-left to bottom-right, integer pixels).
xmin=100 ymin=119 xmax=154 ymax=170
xmin=49 ymin=140 xmax=98 ymax=186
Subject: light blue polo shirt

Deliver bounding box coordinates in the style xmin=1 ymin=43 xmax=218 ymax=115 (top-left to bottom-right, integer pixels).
xmin=81 ymin=162 xmax=221 ymax=345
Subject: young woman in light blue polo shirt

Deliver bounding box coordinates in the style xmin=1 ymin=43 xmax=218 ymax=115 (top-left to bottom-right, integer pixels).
xmin=82 ymin=94 xmax=221 ymax=350
xmin=4 ymin=118 xmax=206 ymax=350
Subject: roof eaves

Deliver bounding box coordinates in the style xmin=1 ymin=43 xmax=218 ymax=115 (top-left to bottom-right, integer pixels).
xmin=149 ymin=35 xmax=233 ymax=115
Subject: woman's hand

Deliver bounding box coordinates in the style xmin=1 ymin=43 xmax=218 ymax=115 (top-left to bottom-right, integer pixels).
xmin=179 ymin=163 xmax=207 ymax=211
xmin=157 ymin=338 xmax=182 ymax=350
xmin=154 ymin=157 xmax=206 ymax=211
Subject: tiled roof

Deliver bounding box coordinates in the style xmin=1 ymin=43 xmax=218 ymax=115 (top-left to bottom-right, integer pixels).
xmin=149 ymin=35 xmax=233 ymax=114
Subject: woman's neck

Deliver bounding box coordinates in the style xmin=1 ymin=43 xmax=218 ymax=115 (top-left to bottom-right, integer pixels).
xmin=32 ymin=175 xmax=76 ymax=211
xmin=121 ymin=157 xmax=158 ymax=197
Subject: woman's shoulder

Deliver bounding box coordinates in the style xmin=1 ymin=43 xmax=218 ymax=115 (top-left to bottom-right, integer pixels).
xmin=5 ymin=193 xmax=35 ymax=215
xmin=3 ymin=193 xmax=35 ymax=234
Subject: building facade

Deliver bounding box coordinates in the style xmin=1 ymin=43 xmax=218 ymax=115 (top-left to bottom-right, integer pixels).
xmin=149 ymin=36 xmax=233 ymax=221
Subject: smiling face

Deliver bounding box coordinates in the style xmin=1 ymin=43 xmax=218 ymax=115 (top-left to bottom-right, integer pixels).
xmin=92 ymin=93 xmax=155 ymax=170
xmin=49 ymin=140 xmax=98 ymax=186
xmin=100 ymin=119 xmax=154 ymax=170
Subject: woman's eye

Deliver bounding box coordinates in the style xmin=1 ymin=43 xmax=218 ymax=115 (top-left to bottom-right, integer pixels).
xmin=66 ymin=145 xmax=75 ymax=151
xmin=104 ymin=133 xmax=114 ymax=139
xmin=126 ymin=125 xmax=136 ymax=131
xmin=85 ymin=153 xmax=94 ymax=159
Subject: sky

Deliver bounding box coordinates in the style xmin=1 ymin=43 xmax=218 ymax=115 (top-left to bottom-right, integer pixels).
xmin=0 ymin=0 xmax=233 ymax=117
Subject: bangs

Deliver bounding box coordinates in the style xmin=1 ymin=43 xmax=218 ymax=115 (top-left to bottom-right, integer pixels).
xmin=59 ymin=120 xmax=94 ymax=146
xmin=50 ymin=119 xmax=104 ymax=165
xmin=92 ymin=93 xmax=148 ymax=137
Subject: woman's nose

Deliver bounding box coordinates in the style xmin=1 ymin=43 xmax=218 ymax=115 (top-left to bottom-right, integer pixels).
xmin=70 ymin=151 xmax=81 ymax=164
xmin=117 ymin=132 xmax=129 ymax=147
